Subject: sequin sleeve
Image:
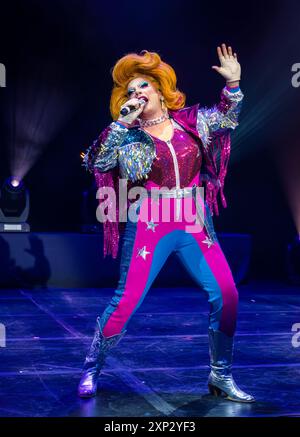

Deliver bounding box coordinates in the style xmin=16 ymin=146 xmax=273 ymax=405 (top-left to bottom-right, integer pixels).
xmin=82 ymin=122 xmax=128 ymax=173
xmin=197 ymin=86 xmax=244 ymax=142
xmin=196 ymin=87 xmax=244 ymax=216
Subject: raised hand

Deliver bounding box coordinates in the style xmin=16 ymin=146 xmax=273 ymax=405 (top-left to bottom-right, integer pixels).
xmin=212 ymin=43 xmax=241 ymax=84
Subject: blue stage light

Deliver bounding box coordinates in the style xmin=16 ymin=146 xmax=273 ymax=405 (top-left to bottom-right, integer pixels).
xmin=0 ymin=177 xmax=30 ymax=232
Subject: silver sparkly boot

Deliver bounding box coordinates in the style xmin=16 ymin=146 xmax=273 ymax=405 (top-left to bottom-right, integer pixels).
xmin=208 ymin=328 xmax=255 ymax=403
xmin=78 ymin=317 xmax=126 ymax=398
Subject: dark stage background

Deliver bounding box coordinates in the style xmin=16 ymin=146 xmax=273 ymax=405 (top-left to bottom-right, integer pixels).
xmin=0 ymin=0 xmax=299 ymax=280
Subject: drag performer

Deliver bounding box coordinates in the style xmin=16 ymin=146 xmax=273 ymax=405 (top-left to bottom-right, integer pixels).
xmin=78 ymin=45 xmax=255 ymax=402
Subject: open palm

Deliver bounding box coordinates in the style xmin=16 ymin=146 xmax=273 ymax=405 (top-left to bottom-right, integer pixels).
xmin=212 ymin=43 xmax=241 ymax=82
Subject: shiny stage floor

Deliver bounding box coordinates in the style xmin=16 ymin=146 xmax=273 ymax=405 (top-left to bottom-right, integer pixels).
xmin=0 ymin=281 xmax=299 ymax=417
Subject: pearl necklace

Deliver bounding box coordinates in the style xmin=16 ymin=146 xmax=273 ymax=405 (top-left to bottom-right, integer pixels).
xmin=139 ymin=112 xmax=170 ymax=127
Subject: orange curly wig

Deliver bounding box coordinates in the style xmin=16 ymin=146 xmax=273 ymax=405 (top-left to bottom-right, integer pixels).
xmin=109 ymin=50 xmax=186 ymax=120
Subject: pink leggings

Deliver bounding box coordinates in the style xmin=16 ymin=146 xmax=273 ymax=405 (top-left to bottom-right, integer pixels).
xmin=99 ymin=195 xmax=238 ymax=338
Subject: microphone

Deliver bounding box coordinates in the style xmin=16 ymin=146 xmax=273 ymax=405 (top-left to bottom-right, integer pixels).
xmin=120 ymin=97 xmax=147 ymax=116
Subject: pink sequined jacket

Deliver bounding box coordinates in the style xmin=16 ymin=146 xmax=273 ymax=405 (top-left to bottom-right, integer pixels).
xmin=82 ymin=86 xmax=244 ymax=258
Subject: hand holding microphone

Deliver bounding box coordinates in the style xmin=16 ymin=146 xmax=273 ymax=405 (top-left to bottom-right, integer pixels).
xmin=118 ymin=97 xmax=147 ymax=126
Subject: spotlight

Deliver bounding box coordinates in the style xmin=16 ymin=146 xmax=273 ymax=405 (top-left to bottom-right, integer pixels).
xmin=11 ymin=178 xmax=20 ymax=188
xmin=0 ymin=177 xmax=30 ymax=232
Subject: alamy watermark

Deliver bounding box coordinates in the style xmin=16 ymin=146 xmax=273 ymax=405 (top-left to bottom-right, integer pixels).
xmin=0 ymin=323 xmax=6 ymax=347
xmin=291 ymin=323 xmax=300 ymax=348
xmin=0 ymin=63 xmax=6 ymax=87
xmin=95 ymin=179 xmax=207 ymax=234
xmin=291 ymin=63 xmax=300 ymax=88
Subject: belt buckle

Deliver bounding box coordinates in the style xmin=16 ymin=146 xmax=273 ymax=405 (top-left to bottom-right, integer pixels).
xmin=175 ymin=188 xmax=182 ymax=199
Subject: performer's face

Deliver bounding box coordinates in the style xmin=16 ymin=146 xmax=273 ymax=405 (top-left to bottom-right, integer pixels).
xmin=126 ymin=76 xmax=164 ymax=119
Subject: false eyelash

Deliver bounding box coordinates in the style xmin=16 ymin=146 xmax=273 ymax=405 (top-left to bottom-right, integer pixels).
xmin=127 ymin=81 xmax=148 ymax=96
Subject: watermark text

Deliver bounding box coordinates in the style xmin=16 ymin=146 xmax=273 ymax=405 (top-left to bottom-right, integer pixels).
xmin=0 ymin=323 xmax=6 ymax=347
xmin=291 ymin=323 xmax=300 ymax=348
xmin=0 ymin=63 xmax=6 ymax=87
xmin=291 ymin=63 xmax=300 ymax=88
xmin=95 ymin=180 xmax=206 ymax=234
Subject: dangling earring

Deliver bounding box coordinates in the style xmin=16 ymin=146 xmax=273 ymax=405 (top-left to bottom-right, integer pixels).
xmin=160 ymin=96 xmax=168 ymax=115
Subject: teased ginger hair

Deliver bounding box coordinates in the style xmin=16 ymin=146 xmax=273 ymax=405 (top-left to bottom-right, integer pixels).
xmin=110 ymin=51 xmax=186 ymax=120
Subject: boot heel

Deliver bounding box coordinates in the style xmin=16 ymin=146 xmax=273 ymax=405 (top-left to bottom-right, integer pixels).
xmin=208 ymin=328 xmax=255 ymax=403
xmin=208 ymin=383 xmax=222 ymax=397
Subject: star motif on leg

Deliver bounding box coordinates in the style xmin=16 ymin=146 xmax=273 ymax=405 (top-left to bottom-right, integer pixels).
xmin=202 ymin=236 xmax=214 ymax=248
xmin=146 ymin=220 xmax=158 ymax=232
xmin=137 ymin=246 xmax=151 ymax=260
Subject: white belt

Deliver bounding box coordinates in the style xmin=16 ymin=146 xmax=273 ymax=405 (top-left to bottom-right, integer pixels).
xmin=147 ymin=187 xmax=195 ymax=199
